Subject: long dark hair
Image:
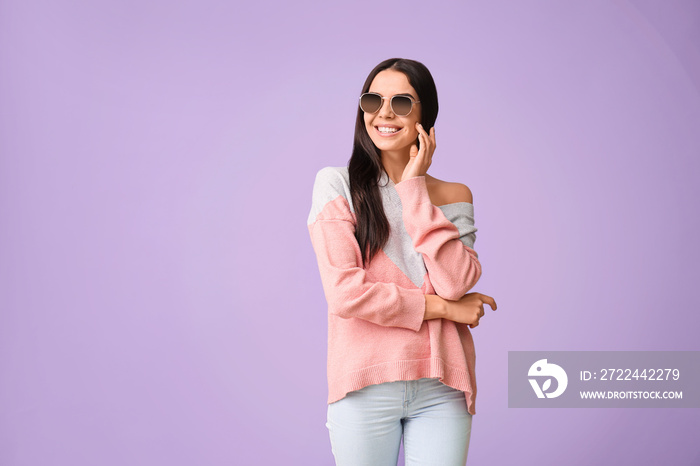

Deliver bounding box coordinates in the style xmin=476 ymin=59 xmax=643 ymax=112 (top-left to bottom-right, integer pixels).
xmin=349 ymin=58 xmax=439 ymax=267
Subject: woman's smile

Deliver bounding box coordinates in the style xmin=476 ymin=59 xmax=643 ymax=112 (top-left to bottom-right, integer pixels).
xmin=375 ymin=124 xmax=403 ymax=136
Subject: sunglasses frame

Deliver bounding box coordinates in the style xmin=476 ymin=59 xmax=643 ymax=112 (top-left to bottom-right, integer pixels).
xmin=359 ymin=92 xmax=421 ymax=117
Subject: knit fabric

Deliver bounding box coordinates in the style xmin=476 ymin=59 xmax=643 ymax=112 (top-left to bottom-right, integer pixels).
xmin=307 ymin=166 xmax=482 ymax=415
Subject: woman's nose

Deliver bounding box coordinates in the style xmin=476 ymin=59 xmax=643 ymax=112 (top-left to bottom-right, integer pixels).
xmin=377 ymin=98 xmax=394 ymax=118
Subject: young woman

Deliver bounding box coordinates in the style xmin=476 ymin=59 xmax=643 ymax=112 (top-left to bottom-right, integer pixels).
xmin=307 ymin=58 xmax=497 ymax=465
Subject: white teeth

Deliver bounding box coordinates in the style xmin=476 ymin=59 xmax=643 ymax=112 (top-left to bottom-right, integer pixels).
xmin=377 ymin=127 xmax=399 ymax=133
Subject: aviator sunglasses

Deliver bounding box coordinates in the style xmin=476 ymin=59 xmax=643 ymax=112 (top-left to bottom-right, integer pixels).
xmin=359 ymin=92 xmax=421 ymax=117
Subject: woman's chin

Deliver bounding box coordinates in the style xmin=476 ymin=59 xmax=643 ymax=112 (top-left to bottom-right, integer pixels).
xmin=371 ymin=138 xmax=411 ymax=154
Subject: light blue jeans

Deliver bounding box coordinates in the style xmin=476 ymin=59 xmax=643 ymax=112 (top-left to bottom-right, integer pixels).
xmin=326 ymin=377 xmax=472 ymax=465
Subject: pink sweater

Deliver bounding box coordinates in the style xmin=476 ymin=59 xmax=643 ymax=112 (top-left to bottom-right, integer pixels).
xmin=307 ymin=166 xmax=482 ymax=415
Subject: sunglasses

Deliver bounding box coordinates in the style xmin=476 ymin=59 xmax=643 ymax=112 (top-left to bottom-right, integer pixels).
xmin=359 ymin=92 xmax=421 ymax=117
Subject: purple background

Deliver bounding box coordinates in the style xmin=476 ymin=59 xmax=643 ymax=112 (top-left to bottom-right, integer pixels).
xmin=2 ymin=0 xmax=699 ymax=465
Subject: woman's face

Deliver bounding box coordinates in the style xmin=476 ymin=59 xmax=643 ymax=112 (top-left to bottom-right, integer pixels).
xmin=363 ymin=69 xmax=421 ymax=155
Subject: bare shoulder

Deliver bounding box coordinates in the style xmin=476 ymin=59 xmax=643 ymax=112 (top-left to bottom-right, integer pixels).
xmin=445 ymin=181 xmax=473 ymax=204
xmin=425 ymin=174 xmax=474 ymax=205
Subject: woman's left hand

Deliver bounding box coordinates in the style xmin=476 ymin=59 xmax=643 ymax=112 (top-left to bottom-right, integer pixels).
xmin=401 ymin=123 xmax=436 ymax=182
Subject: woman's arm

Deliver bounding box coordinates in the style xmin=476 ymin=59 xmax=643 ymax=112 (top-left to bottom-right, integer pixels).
xmin=394 ymin=175 xmax=482 ymax=301
xmin=397 ymin=124 xmax=482 ymax=301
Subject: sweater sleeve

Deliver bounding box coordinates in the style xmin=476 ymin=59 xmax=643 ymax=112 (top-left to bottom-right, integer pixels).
xmin=393 ymin=175 xmax=482 ymax=301
xmin=307 ymin=167 xmax=426 ymax=332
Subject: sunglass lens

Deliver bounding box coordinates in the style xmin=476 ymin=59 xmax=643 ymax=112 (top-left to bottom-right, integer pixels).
xmin=391 ymin=96 xmax=413 ymax=116
xmin=360 ymin=93 xmax=382 ymax=113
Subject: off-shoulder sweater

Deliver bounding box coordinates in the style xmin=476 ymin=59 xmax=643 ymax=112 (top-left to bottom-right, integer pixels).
xmin=307 ymin=166 xmax=482 ymax=415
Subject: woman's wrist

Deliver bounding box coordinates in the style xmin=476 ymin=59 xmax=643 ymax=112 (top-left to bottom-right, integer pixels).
xmin=424 ymin=294 xmax=448 ymax=320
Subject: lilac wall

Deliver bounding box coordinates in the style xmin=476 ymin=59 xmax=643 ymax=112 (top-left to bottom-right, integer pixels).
xmin=2 ymin=1 xmax=699 ymax=464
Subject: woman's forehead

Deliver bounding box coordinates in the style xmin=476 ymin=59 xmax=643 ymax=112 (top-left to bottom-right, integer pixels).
xmin=369 ymin=69 xmax=417 ymax=96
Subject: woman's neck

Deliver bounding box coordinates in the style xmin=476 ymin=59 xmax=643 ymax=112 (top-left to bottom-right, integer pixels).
xmin=380 ymin=148 xmax=411 ymax=184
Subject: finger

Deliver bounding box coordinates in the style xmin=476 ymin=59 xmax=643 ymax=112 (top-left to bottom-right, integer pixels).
xmin=416 ymin=123 xmax=430 ymax=145
xmin=481 ymin=295 xmax=497 ymax=311
xmin=416 ymin=129 xmax=425 ymax=147
xmin=417 ymin=132 xmax=427 ymax=157
xmin=421 ymin=125 xmax=434 ymax=151
xmin=410 ymin=143 xmax=418 ymax=158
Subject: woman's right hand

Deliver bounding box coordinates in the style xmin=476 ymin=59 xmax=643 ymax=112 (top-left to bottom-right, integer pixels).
xmin=445 ymin=293 xmax=497 ymax=328
xmin=401 ymin=123 xmax=435 ymax=182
